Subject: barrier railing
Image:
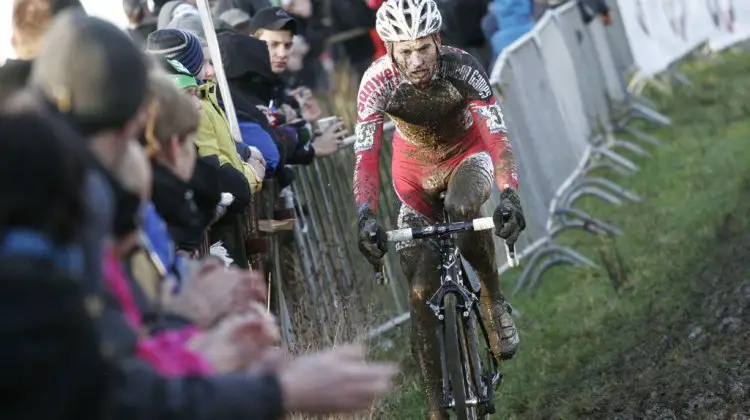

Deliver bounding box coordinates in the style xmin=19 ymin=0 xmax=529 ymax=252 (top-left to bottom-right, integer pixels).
xmin=267 ymin=0 xmax=750 ymax=341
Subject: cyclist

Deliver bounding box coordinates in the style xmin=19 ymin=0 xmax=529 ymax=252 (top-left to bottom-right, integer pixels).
xmin=353 ymin=0 xmax=526 ymax=417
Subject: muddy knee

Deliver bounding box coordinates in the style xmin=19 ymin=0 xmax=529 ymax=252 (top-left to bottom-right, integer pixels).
xmin=444 ymin=192 xmax=484 ymax=221
xmin=444 ymin=155 xmax=492 ymax=221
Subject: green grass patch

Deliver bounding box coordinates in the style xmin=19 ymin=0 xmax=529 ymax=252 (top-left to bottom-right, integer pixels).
xmin=376 ymin=50 xmax=750 ymax=419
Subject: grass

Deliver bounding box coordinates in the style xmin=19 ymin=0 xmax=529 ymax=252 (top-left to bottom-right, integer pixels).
xmin=372 ymin=50 xmax=750 ymax=419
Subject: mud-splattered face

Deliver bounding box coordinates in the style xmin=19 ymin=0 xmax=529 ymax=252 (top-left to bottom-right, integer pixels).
xmin=391 ymin=36 xmax=440 ymax=88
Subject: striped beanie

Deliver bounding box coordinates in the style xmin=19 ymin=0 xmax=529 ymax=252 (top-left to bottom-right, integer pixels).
xmin=146 ymin=29 xmax=204 ymax=77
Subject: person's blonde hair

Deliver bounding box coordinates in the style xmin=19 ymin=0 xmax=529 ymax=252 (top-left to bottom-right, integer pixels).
xmin=142 ymin=73 xmax=200 ymax=158
xmin=12 ymin=0 xmax=82 ymax=59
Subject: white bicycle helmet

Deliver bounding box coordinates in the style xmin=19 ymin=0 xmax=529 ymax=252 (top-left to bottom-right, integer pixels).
xmin=375 ymin=0 xmax=443 ymax=43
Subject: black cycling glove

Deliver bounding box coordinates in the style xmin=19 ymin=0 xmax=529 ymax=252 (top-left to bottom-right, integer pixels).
xmin=492 ymin=188 xmax=526 ymax=246
xmin=357 ymin=205 xmax=387 ymax=266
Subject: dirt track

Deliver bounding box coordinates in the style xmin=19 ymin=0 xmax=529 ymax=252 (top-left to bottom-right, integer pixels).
xmin=565 ymin=183 xmax=750 ymax=419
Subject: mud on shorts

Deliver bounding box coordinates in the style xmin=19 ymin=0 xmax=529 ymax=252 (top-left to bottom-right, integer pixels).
xmin=392 ymin=128 xmax=494 ymax=252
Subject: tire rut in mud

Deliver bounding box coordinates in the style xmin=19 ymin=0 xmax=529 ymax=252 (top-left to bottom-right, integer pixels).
xmin=557 ymin=188 xmax=750 ymax=420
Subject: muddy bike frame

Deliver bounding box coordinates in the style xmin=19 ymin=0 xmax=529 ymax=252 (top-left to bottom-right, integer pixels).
xmin=372 ymin=203 xmax=519 ymax=419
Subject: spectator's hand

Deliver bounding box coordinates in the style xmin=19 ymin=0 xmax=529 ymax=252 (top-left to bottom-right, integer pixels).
xmin=291 ymin=87 xmax=322 ymax=121
xmin=189 ymin=305 xmax=279 ymax=374
xmin=164 ymin=261 xmax=269 ymax=328
xmin=248 ymin=157 xmax=266 ymax=180
xmin=313 ymin=120 xmax=346 ymax=157
xmin=280 ymin=104 xmax=299 ymax=122
xmin=246 ymin=146 xmax=266 ymax=168
xmin=227 ymin=269 xmax=269 ymax=314
xmin=278 ymin=344 xmax=398 ymax=414
xmin=247 ymin=346 xmax=290 ymax=374
xmin=285 ymin=0 xmax=312 ymax=18
xmin=162 ymin=258 xmax=236 ymax=327
xmin=257 ymin=105 xmax=278 ymax=125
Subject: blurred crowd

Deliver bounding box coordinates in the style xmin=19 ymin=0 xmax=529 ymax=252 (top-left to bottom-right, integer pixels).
xmin=0 ymin=0 xmax=399 ymax=418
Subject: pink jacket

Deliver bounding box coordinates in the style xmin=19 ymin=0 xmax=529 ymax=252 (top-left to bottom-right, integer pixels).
xmin=103 ymin=247 xmax=213 ymax=376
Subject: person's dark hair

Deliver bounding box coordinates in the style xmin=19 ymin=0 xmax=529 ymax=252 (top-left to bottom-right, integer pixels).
xmin=0 ymin=110 xmax=87 ymax=244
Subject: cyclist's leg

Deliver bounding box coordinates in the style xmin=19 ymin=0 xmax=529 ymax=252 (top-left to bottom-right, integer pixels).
xmin=396 ymin=203 xmax=449 ymax=420
xmin=392 ymin=146 xmax=449 ymax=418
xmin=444 ymin=151 xmax=520 ymax=360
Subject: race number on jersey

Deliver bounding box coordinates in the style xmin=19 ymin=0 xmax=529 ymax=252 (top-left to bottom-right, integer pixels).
xmin=476 ymin=104 xmax=507 ymax=134
xmin=354 ymin=121 xmax=377 ymax=152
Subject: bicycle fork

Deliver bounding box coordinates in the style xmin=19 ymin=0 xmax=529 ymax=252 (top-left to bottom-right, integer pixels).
xmin=430 ymin=245 xmax=503 ymax=414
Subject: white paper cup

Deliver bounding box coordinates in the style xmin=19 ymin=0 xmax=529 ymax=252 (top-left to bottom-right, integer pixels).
xmin=317 ymin=116 xmax=339 ymax=133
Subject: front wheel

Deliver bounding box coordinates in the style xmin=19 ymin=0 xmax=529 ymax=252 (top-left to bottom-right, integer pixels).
xmin=444 ymin=293 xmax=479 ymax=420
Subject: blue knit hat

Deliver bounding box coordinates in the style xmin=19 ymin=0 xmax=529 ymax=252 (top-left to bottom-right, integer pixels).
xmin=146 ymin=29 xmax=204 ymax=77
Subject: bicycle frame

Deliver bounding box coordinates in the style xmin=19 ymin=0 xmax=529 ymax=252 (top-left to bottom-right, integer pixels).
xmin=427 ymin=213 xmax=503 ymax=414
xmin=376 ymin=205 xmax=517 ymax=417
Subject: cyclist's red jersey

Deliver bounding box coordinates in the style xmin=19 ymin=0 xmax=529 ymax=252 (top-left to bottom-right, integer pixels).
xmin=353 ymin=46 xmax=519 ymax=220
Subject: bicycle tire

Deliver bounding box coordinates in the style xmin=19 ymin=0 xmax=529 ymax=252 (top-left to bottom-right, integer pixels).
xmin=462 ymin=308 xmax=492 ymax=420
xmin=444 ymin=293 xmax=472 ymax=420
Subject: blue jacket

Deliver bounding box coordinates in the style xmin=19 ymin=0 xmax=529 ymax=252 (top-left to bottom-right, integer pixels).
xmin=491 ymin=0 xmax=535 ymax=58
xmin=238 ymin=120 xmax=281 ymax=175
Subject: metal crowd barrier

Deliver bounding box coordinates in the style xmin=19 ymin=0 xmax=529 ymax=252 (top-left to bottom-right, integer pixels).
xmin=272 ymin=122 xmax=409 ymax=345
xmin=486 ymin=1 xmax=672 ymax=294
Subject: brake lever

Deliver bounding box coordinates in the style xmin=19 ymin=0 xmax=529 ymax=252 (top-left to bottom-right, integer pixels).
xmin=500 ymin=209 xmax=520 ymax=268
xmin=505 ymin=242 xmax=519 ymax=268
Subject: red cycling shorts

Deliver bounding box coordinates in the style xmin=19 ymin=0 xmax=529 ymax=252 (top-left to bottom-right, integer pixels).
xmin=391 ymin=125 xmax=493 ymax=222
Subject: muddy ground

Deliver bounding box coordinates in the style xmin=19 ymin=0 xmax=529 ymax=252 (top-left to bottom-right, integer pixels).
xmin=560 ymin=185 xmax=750 ymax=420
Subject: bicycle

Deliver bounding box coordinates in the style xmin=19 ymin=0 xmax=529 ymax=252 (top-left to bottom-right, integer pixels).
xmin=372 ymin=193 xmax=519 ymax=420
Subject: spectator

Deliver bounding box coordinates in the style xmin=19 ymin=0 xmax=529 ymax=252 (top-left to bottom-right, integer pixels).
xmin=279 ymin=0 xmax=328 ymax=92
xmin=366 ymin=0 xmax=388 ymax=60
xmin=489 ymin=0 xmax=534 ymax=60
xmin=0 ymin=110 xmax=111 ymax=420
xmin=164 ymin=14 xmax=216 ymax=83
xmin=109 ymin=141 xmax=397 ymax=417
xmin=218 ymin=31 xmax=284 ymax=173
xmin=107 ymin=141 xmax=217 ymax=377
xmin=577 ymin=0 xmax=612 ymax=25
xmin=30 ymin=8 xmax=150 ymax=299
xmin=157 ymin=0 xmax=200 ymax=30
xmin=213 ymin=0 xmax=271 ymax=16
xmin=147 ymin=30 xmax=265 ymax=268
xmin=327 ymin=0 xmax=377 ymax=79
xmin=0 ymin=0 xmax=84 ymax=104
xmin=248 ymin=7 xmax=347 ymax=159
xmin=220 ymin=8 xmax=252 ymax=33
xmin=111 ymin=140 xmax=283 ymax=379
xmin=140 ymin=70 xmax=205 ymax=254
xmin=124 ymin=0 xmax=158 ymax=47
xmin=146 ymin=30 xmax=263 ymax=196
xmin=12 ymin=8 xmax=400 ymax=420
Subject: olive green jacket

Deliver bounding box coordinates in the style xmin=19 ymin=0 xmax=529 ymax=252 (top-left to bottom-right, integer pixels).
xmin=196 ymin=82 xmax=262 ymax=193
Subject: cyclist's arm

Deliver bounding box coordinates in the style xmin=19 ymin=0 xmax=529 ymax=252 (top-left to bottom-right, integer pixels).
xmin=469 ymin=96 xmax=518 ymax=191
xmin=458 ymin=52 xmax=519 ymax=192
xmin=353 ymin=115 xmax=385 ymax=213
xmin=353 ymin=61 xmax=391 ymax=213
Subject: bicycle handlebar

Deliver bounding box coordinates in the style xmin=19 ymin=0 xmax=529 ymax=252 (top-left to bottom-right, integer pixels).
xmin=371 ymin=216 xmax=520 ymax=285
